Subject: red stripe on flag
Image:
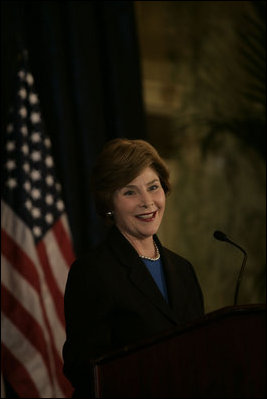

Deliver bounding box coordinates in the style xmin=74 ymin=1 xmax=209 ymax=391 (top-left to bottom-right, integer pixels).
xmin=36 ymin=240 xmax=65 ymax=327
xmin=2 ymin=344 xmax=40 ymax=398
xmin=1 ymin=229 xmax=41 ymax=293
xmin=53 ymin=218 xmax=75 ymax=266
xmin=1 ymin=285 xmax=54 ymax=386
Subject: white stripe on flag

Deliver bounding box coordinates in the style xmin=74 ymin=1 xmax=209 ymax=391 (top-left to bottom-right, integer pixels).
xmin=1 ymin=261 xmax=65 ymax=397
xmin=1 ymin=315 xmax=55 ymax=398
xmin=2 ymin=255 xmax=50 ymax=339
xmin=44 ymin=227 xmax=70 ymax=294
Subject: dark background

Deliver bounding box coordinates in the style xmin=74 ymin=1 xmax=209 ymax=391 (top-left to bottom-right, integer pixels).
xmin=1 ymin=0 xmax=146 ymax=256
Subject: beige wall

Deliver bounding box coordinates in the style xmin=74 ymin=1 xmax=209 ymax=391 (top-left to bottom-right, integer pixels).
xmin=135 ymin=1 xmax=266 ymax=313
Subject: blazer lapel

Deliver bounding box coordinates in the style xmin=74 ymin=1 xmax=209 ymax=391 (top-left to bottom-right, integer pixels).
xmin=107 ymin=226 xmax=180 ymax=325
xmin=158 ymin=242 xmax=192 ymax=323
xmin=128 ymin=258 xmax=179 ymax=324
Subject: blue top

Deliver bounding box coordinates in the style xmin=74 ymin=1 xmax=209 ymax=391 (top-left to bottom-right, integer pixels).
xmin=141 ymin=257 xmax=169 ymax=303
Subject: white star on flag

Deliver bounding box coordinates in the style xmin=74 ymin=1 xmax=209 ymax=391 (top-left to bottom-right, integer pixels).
xmin=31 ymin=188 xmax=41 ymax=199
xmin=5 ymin=160 xmax=16 ymax=170
xmin=6 ymin=178 xmax=17 ymax=189
xmin=33 ymin=225 xmax=42 ymax=236
xmin=21 ymin=125 xmax=28 ymax=136
xmin=6 ymin=141 xmax=15 ymax=151
xmin=29 ymin=93 xmax=38 ymax=104
xmin=25 ymin=199 xmax=32 ymax=210
xmin=18 ymin=88 xmax=27 ymax=99
xmin=31 ymin=151 xmax=42 ymax=162
xmin=32 ymin=207 xmax=41 ymax=218
xmin=46 ymin=175 xmax=54 ymax=186
xmin=44 ymin=138 xmax=51 ymax=148
xmin=19 ymin=106 xmax=27 ymax=118
xmin=26 ymin=72 xmax=34 ymax=86
xmin=45 ymin=213 xmax=54 ymax=224
xmin=30 ymin=112 xmax=41 ymax=124
xmin=31 ymin=169 xmax=41 ymax=181
xmin=45 ymin=155 xmax=54 ymax=167
xmin=45 ymin=194 xmax=54 ymax=205
xmin=23 ymin=162 xmax=30 ymax=173
xmin=23 ymin=181 xmax=31 ymax=192
xmin=21 ymin=144 xmax=29 ymax=155
xmin=7 ymin=124 xmax=13 ymax=133
xmin=31 ymin=132 xmax=41 ymax=142
xmin=56 ymin=199 xmax=64 ymax=211
xmin=18 ymin=70 xmax=25 ymax=79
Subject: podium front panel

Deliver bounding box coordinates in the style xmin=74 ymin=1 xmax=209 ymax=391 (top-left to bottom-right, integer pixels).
xmin=92 ymin=305 xmax=266 ymax=398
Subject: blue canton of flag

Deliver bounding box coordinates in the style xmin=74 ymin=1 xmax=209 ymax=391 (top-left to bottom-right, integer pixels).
xmin=2 ymin=53 xmax=64 ymax=242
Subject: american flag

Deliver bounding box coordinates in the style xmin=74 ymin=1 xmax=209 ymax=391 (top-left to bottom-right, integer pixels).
xmin=1 ymin=50 xmax=75 ymax=398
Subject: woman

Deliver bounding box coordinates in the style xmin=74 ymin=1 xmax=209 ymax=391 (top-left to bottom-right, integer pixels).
xmin=63 ymin=138 xmax=204 ymax=396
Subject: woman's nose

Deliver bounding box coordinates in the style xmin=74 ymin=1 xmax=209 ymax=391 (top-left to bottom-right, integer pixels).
xmin=139 ymin=192 xmax=154 ymax=208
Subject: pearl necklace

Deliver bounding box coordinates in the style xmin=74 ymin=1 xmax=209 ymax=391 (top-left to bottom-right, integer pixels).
xmin=139 ymin=241 xmax=160 ymax=261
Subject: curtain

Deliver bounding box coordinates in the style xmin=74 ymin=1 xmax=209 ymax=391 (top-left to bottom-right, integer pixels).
xmin=1 ymin=0 xmax=146 ymax=257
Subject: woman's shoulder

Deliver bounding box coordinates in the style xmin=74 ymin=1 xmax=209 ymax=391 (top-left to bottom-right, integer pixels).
xmin=162 ymin=245 xmax=192 ymax=265
xmin=161 ymin=245 xmax=202 ymax=287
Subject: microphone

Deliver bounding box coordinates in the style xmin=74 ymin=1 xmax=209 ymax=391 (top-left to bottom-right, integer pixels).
xmin=213 ymin=230 xmax=248 ymax=306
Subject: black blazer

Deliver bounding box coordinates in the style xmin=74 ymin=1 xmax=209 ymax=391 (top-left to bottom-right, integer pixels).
xmin=63 ymin=226 xmax=204 ymax=395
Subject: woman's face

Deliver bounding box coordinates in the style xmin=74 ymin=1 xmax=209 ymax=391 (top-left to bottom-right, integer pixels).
xmin=112 ymin=167 xmax=166 ymax=241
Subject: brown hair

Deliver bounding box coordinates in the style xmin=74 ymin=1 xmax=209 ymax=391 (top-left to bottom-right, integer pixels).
xmin=91 ymin=138 xmax=170 ymax=219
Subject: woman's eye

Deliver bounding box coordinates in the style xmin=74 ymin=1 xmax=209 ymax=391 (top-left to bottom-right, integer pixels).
xmin=148 ymin=185 xmax=158 ymax=191
xmin=123 ymin=190 xmax=135 ymax=196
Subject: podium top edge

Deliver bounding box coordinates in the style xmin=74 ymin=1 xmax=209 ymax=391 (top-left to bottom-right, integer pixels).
xmin=203 ymin=303 xmax=266 ymax=318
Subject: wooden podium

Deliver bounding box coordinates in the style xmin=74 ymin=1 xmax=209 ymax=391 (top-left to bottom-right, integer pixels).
xmin=91 ymin=304 xmax=266 ymax=398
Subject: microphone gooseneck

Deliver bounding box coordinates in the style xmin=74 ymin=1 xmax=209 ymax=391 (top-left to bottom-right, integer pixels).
xmin=213 ymin=230 xmax=247 ymax=306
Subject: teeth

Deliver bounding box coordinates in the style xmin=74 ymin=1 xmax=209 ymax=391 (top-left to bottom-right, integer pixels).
xmin=137 ymin=212 xmax=154 ymax=219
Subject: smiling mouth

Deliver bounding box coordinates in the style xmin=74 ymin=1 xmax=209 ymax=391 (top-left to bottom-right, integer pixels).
xmin=135 ymin=211 xmax=157 ymax=222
